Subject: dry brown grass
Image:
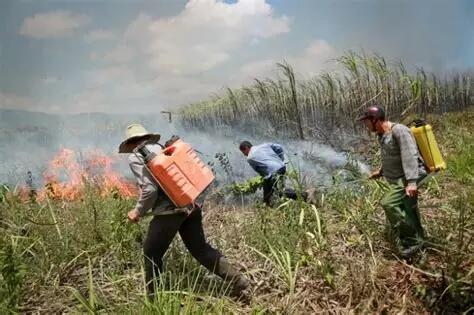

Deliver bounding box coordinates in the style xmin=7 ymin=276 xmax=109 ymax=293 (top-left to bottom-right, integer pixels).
xmin=1 ymin=109 xmax=472 ymax=314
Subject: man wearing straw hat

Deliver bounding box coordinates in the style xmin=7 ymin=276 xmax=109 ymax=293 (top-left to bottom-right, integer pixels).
xmin=358 ymin=105 xmax=427 ymax=258
xmin=119 ymin=123 xmax=249 ymax=298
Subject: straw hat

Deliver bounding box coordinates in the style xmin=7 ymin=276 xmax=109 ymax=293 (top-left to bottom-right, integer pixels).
xmin=118 ymin=123 xmax=161 ymax=153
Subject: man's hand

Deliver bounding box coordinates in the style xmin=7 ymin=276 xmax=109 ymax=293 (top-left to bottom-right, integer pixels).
xmin=128 ymin=209 xmax=140 ymax=223
xmin=369 ymin=169 xmax=382 ymax=180
xmin=405 ymin=183 xmax=418 ymax=197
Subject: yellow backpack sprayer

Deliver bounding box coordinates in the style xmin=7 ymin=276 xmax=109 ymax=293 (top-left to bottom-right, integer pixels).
xmin=409 ymin=119 xmax=446 ymax=172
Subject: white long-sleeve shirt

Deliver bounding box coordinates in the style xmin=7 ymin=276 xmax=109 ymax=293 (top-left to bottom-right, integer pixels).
xmin=128 ymin=143 xmax=175 ymax=217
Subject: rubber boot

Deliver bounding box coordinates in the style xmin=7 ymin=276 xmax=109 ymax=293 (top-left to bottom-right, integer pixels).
xmin=215 ymin=257 xmax=250 ymax=300
xmin=400 ymin=242 xmax=424 ymax=259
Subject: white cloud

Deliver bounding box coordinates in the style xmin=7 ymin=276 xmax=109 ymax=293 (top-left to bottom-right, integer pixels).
xmin=65 ymin=79 xmax=157 ymax=113
xmin=147 ymin=76 xmax=220 ymax=103
xmin=237 ymin=39 xmax=338 ymax=82
xmin=9 ymin=1 xmax=302 ymax=113
xmin=19 ymin=10 xmax=89 ymax=39
xmin=67 ymin=0 xmax=291 ymax=112
xmin=289 ymin=40 xmax=338 ymax=77
xmin=121 ymin=0 xmax=290 ymax=75
xmin=239 ymin=59 xmax=276 ymax=81
xmin=64 ymin=65 xmax=161 ymax=113
xmin=84 ymin=29 xmax=117 ymax=43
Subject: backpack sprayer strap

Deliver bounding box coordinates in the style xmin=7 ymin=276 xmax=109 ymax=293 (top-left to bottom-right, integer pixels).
xmin=391 ymin=122 xmax=430 ymax=173
xmin=132 ymin=142 xmax=175 ymax=213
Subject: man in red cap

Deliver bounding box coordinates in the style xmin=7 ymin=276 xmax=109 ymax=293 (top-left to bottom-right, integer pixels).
xmin=358 ymin=106 xmax=427 ymax=258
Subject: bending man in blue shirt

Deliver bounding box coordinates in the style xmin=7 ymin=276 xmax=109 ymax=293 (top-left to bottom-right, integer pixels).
xmin=239 ymin=141 xmax=301 ymax=205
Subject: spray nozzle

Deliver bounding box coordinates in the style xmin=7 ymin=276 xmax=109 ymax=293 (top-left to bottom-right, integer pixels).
xmin=410 ymin=118 xmax=427 ymax=128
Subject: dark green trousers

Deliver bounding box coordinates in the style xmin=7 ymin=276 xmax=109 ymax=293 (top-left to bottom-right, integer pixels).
xmin=143 ymin=208 xmax=223 ymax=293
xmin=143 ymin=208 xmax=248 ymax=295
xmin=380 ymin=177 xmax=426 ymax=248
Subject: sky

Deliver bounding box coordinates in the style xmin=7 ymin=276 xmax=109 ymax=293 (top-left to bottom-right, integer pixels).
xmin=0 ymin=0 xmax=473 ymax=114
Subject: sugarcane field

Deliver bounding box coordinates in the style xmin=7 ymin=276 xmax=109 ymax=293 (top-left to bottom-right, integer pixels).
xmin=0 ymin=1 xmax=473 ymax=314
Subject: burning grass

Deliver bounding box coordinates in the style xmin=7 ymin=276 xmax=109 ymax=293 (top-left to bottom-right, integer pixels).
xmin=0 ymin=109 xmax=473 ymax=313
xmin=17 ymin=148 xmax=137 ymax=203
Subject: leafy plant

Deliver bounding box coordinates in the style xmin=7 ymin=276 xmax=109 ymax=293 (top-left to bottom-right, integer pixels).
xmin=0 ymin=184 xmax=10 ymax=204
xmin=229 ymin=176 xmax=264 ymax=195
xmin=0 ymin=237 xmax=26 ymax=312
xmin=251 ymin=242 xmax=300 ymax=298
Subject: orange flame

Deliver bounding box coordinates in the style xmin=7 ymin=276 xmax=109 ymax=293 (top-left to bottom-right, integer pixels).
xmin=21 ymin=148 xmax=137 ymax=202
xmin=87 ymin=150 xmax=137 ymax=198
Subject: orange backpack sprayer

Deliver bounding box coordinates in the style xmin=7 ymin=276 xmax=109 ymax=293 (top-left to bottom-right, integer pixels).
xmin=136 ymin=139 xmax=215 ymax=208
xmin=409 ymin=119 xmax=446 ymax=172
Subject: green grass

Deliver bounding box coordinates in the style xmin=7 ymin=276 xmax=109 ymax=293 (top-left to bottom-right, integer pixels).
xmin=0 ymin=109 xmax=473 ymax=313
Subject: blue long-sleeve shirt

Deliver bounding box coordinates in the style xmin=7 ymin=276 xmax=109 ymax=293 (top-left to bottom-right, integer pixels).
xmin=247 ymin=143 xmax=285 ymax=179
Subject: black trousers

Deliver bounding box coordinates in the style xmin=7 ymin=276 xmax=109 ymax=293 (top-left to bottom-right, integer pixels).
xmin=262 ymin=167 xmax=298 ymax=205
xmin=143 ymin=208 xmax=223 ymax=293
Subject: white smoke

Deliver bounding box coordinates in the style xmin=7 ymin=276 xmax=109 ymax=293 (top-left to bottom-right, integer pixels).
xmin=0 ymin=110 xmax=369 ymax=196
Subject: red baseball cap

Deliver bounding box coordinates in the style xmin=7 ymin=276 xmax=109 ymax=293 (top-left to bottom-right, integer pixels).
xmin=357 ymin=105 xmax=386 ymax=121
